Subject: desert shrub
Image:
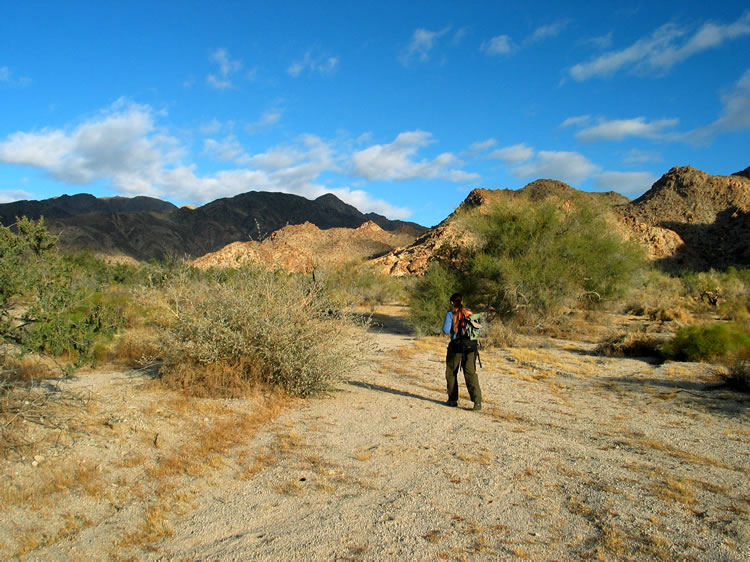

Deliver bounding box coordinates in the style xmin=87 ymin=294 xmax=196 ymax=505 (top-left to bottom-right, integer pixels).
xmin=1 ymin=219 xmax=128 ymax=368
xmin=321 ymin=261 xmax=412 ymax=309
xmin=156 ymin=268 xmax=369 ymax=397
xmin=407 ymin=262 xmax=462 ymax=335
xmin=718 ymin=351 xmax=750 ymax=393
xmin=596 ymin=331 xmax=665 ymax=359
xmin=662 ymin=322 xmax=750 ymax=362
xmin=626 ymin=269 xmax=684 ymax=316
xmin=680 ymin=268 xmax=750 ymax=319
xmin=482 ymin=319 xmax=517 ymax=349
xmin=462 ymin=198 xmax=645 ymax=322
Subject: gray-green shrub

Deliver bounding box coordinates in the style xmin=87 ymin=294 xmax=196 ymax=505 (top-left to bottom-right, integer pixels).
xmin=157 ymin=268 xmax=370 ymax=397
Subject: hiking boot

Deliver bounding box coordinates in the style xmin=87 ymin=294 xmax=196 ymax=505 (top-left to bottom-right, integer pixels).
xmin=445 ymin=400 xmax=458 ymax=407
xmin=472 ymin=402 xmax=482 ymax=411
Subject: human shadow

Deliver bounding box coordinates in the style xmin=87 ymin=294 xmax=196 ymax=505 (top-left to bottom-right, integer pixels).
xmin=346 ymin=380 xmax=444 ymax=406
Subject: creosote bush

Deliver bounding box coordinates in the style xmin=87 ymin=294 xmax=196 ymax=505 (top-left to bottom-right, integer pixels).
xmin=662 ymin=322 xmax=750 ymax=363
xmin=408 ymin=196 xmax=646 ymax=333
xmin=408 ymin=262 xmax=460 ymax=335
xmin=157 ymin=268 xmax=370 ymax=397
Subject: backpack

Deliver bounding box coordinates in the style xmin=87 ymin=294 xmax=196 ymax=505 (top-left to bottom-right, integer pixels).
xmin=454 ymin=310 xmax=483 ymax=367
xmin=456 ymin=309 xmax=481 ymax=340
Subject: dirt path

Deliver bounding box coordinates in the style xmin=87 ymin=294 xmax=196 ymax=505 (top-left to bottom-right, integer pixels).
xmin=7 ymin=306 xmax=749 ymax=560
xmin=151 ymin=308 xmax=749 ymax=560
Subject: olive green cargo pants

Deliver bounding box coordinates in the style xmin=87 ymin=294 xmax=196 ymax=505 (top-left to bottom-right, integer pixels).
xmin=445 ymin=346 xmax=482 ymax=405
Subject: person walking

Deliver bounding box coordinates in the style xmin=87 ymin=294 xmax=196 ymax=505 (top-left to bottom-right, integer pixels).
xmin=442 ymin=293 xmax=482 ymax=410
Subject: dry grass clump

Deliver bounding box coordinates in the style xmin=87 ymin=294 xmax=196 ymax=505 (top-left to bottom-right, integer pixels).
xmin=482 ymin=319 xmax=517 ymax=349
xmin=0 ymin=355 xmax=89 ymax=457
xmin=107 ymin=328 xmax=162 ymax=368
xmin=595 ymin=330 xmax=665 ymax=359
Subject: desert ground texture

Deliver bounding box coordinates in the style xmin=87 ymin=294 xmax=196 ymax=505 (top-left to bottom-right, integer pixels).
xmin=2 ymin=305 xmax=749 ymax=561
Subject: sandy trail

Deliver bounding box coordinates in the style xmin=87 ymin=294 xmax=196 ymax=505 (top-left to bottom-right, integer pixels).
xmin=151 ymin=308 xmax=749 ymax=561
xmin=8 ymin=306 xmax=748 ymax=560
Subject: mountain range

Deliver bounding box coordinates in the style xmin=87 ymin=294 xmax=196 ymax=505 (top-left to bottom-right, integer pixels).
xmin=1 ymin=165 xmax=748 ymax=272
xmin=0 ymin=191 xmax=425 ymax=262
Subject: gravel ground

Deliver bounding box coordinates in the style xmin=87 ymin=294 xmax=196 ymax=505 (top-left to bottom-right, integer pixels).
xmin=5 ymin=306 xmax=749 ymax=560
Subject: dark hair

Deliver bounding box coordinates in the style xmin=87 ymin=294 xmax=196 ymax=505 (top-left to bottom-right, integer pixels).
xmin=450 ymin=293 xmax=462 ymax=307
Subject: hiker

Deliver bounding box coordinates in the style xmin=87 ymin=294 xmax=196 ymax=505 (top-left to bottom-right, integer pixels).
xmin=442 ymin=293 xmax=482 ymax=410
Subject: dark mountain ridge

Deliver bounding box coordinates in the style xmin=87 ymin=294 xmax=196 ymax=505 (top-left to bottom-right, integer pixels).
xmin=0 ymin=191 xmax=425 ymax=261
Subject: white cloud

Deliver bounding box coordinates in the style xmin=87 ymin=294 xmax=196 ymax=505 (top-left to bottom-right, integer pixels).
xmin=400 ymin=27 xmax=451 ymax=65
xmin=488 ymin=143 xmax=535 ymax=164
xmin=288 ymin=51 xmax=339 ymax=77
xmin=584 ymin=32 xmax=614 ymax=50
xmin=696 ymin=67 xmax=750 ymax=136
xmin=328 ymin=187 xmax=411 ymax=219
xmin=595 ymin=171 xmax=657 ymax=194
xmin=570 ymin=13 xmax=750 ymax=80
xmin=513 ymin=151 xmax=600 ymax=185
xmin=0 ymin=100 xmax=172 ymax=193
xmin=2 ymin=104 xmax=507 ymax=219
xmin=207 ymin=48 xmax=242 ymax=89
xmin=352 ymin=131 xmax=478 ymax=182
xmin=0 ymin=189 xmax=33 ymax=204
xmin=622 ymin=148 xmax=662 ymax=164
xmin=467 ymin=138 xmax=497 ymax=155
xmin=202 ymin=136 xmax=246 ymax=162
xmin=246 ymin=108 xmax=284 ymax=133
xmin=481 ymin=35 xmax=513 ymax=55
xmin=199 ymin=119 xmax=223 ymax=136
xmin=527 ymin=20 xmax=570 ymax=44
xmin=576 ymin=117 xmax=679 ymax=142
xmin=560 ymin=115 xmax=591 ymax=128
xmin=0 ymin=66 xmax=9 ymax=82
xmin=452 ymin=27 xmax=468 ymax=45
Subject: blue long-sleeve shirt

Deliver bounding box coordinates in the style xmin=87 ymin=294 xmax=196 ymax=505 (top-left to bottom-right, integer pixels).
xmin=443 ymin=311 xmax=455 ymax=339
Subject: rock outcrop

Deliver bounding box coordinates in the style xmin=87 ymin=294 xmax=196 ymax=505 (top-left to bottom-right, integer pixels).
xmin=616 ymin=166 xmax=750 ymax=270
xmin=191 ymin=221 xmax=417 ymax=273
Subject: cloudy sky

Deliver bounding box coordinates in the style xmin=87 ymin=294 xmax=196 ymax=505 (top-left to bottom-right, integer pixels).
xmin=1 ymin=1 xmax=749 ymax=226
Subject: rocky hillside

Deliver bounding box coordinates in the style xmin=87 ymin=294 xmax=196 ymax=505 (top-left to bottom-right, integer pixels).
xmin=617 ymin=166 xmax=750 ymax=270
xmin=375 ymin=181 xmax=629 ymax=276
xmin=0 ymin=191 xmax=425 ymax=261
xmin=373 ymin=168 xmax=750 ymax=275
xmin=191 ymin=221 xmax=416 ymax=273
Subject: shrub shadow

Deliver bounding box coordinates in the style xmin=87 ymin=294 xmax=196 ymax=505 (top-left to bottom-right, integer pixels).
xmin=599 ymin=375 xmax=749 ymax=417
xmin=365 ymin=312 xmax=415 ymax=336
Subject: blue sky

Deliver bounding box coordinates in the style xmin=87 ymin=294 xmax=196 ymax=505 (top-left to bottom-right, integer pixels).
xmin=1 ymin=1 xmax=749 ymax=227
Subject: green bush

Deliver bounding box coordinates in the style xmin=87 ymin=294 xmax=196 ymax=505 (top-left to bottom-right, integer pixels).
xmin=156 ymin=268 xmax=370 ymax=397
xmin=1 ymin=219 xmax=127 ymax=368
xmin=454 ymin=198 xmax=643 ymax=321
xmin=662 ymin=322 xmax=750 ymax=362
xmin=407 ymin=262 xmax=461 ymax=336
